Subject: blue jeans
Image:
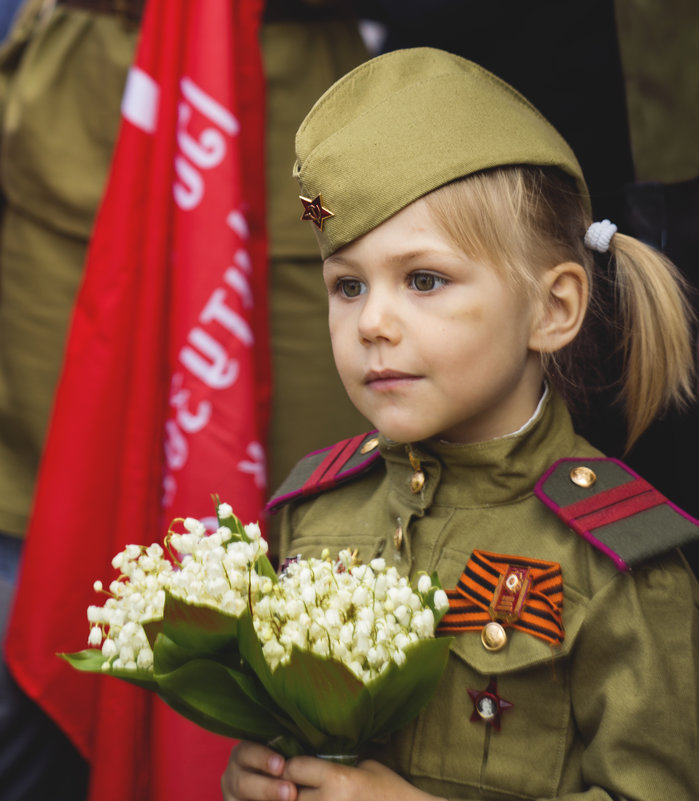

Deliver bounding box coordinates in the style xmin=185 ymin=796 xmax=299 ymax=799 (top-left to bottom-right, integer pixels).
xmin=0 ymin=533 xmax=23 ymax=584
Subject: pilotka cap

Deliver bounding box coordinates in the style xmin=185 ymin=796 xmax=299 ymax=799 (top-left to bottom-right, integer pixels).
xmin=294 ymin=47 xmax=589 ymax=259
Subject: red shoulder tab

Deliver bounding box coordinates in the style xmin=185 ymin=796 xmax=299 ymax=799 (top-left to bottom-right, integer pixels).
xmin=535 ymin=457 xmax=699 ymax=571
xmin=266 ymin=431 xmax=382 ymax=514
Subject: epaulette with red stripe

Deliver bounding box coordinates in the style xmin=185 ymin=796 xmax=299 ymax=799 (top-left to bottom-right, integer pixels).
xmin=535 ymin=457 xmax=699 ymax=571
xmin=266 ymin=431 xmax=382 ymax=514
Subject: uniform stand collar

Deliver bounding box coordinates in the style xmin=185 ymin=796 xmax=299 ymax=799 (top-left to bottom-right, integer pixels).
xmin=379 ymin=390 xmax=579 ymax=510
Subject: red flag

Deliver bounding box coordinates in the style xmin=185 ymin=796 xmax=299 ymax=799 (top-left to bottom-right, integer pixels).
xmin=4 ymin=1 xmax=268 ymax=799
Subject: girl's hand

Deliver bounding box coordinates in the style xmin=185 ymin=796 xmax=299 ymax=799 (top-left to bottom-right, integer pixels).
xmin=221 ymin=744 xmax=446 ymax=801
xmin=282 ymin=756 xmax=445 ymax=801
xmin=221 ymin=741 xmax=298 ymax=801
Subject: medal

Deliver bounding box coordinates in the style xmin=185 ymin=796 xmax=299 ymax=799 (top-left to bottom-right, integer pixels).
xmin=438 ymin=550 xmax=565 ymax=649
xmin=467 ymin=678 xmax=513 ymax=731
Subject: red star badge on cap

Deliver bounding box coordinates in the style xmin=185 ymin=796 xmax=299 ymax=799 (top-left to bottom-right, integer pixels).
xmin=299 ymin=194 xmax=334 ymax=231
xmin=467 ymin=678 xmax=513 ymax=732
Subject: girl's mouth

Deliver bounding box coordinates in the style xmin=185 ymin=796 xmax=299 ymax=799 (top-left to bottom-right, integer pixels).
xmin=364 ymin=369 xmax=421 ymax=388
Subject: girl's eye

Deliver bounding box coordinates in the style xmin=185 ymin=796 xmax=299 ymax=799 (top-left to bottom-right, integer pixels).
xmin=409 ymin=272 xmax=447 ymax=292
xmin=336 ymin=278 xmax=366 ymax=298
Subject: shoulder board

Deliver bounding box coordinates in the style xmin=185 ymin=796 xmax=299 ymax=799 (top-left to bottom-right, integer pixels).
xmin=535 ymin=457 xmax=699 ymax=571
xmin=266 ymin=431 xmax=382 ymax=514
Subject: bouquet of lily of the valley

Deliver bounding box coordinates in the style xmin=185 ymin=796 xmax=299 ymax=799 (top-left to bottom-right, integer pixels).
xmin=63 ymin=502 xmax=452 ymax=759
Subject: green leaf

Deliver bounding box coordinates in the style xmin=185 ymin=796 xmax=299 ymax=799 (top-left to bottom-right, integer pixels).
xmin=142 ymin=618 xmax=164 ymax=650
xmin=154 ymin=689 xmax=251 ymax=741
xmin=154 ymin=632 xmax=260 ymax=705
xmin=153 ymin=632 xmax=307 ymax=746
xmin=254 ymin=553 xmax=278 ymax=583
xmin=266 ymin=735 xmax=309 ymax=759
xmin=236 ymin=611 xmax=326 ymax=751
xmin=270 ymin=648 xmax=374 ymax=753
xmin=162 ymin=592 xmax=241 ymax=654
xmin=153 ymin=649 xmax=282 ymax=741
xmin=60 ymin=650 xmax=158 ymax=691
xmin=366 ymin=636 xmax=453 ymax=740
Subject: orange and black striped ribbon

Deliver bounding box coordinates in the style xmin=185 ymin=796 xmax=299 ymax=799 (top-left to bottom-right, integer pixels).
xmin=438 ymin=550 xmax=565 ymax=645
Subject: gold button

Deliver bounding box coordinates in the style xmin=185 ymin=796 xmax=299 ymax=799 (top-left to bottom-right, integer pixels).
xmin=360 ymin=437 xmax=379 ymax=454
xmin=410 ymin=470 xmax=425 ymax=493
xmin=393 ymin=525 xmax=403 ymax=550
xmin=569 ymin=466 xmax=597 ymax=488
xmin=481 ymin=621 xmax=507 ymax=652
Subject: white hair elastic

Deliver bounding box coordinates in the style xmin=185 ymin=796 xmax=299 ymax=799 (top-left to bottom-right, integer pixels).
xmin=584 ymin=219 xmax=617 ymax=253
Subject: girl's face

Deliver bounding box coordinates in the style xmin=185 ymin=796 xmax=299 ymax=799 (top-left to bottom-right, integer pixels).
xmin=322 ymin=196 xmax=547 ymax=444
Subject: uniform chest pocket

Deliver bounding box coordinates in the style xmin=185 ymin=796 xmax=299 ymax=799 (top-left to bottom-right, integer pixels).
xmin=282 ymin=534 xmax=385 ymax=564
xmin=406 ymin=593 xmax=587 ymax=800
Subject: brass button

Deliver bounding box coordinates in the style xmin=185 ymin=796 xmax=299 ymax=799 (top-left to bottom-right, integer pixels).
xmin=569 ymin=466 xmax=597 ymax=488
xmin=481 ymin=621 xmax=507 ymax=652
xmin=360 ymin=437 xmax=379 ymax=454
xmin=410 ymin=470 xmax=425 ymax=493
xmin=393 ymin=525 xmax=403 ymax=550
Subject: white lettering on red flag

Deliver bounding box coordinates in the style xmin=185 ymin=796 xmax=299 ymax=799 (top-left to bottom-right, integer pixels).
xmin=164 ymin=66 xmax=265 ymax=525
xmin=121 ymin=66 xmax=160 ymax=133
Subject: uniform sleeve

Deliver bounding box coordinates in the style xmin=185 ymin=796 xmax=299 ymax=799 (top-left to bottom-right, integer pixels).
xmin=562 ymin=551 xmax=699 ymax=801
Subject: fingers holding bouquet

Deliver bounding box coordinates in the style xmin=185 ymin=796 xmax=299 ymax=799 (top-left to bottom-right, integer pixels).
xmin=222 ymin=741 xmax=297 ymax=801
xmin=221 ymin=745 xmax=446 ymax=801
xmin=281 ymin=757 xmax=445 ymax=801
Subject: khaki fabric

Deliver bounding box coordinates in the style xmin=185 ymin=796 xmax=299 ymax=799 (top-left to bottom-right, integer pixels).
xmin=293 ymin=47 xmax=588 ymax=259
xmin=0 ymin=207 xmax=92 ymax=533
xmin=267 ymin=254 xmax=369 ymax=499
xmin=0 ymin=6 xmax=139 ymax=536
xmin=0 ymin=6 xmax=138 ymax=238
xmin=616 ymin=0 xmax=699 ymax=183
xmin=278 ymin=391 xmax=699 ymax=800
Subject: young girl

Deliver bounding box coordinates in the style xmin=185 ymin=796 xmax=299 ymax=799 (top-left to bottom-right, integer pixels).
xmin=222 ymin=48 xmax=699 ymax=801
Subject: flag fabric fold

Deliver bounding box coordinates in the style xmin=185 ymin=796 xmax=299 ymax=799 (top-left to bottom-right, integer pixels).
xmin=4 ymin=1 xmax=268 ymax=798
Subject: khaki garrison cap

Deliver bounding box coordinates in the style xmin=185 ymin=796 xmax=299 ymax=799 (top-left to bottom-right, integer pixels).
xmin=294 ymin=47 xmax=589 ymax=259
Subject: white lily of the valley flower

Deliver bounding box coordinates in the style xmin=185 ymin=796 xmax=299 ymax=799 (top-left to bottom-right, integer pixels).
xmin=183 ymin=517 xmax=206 ymax=536
xmin=88 ymin=626 xmax=102 ymax=646
xmin=217 ymin=502 xmax=233 ymax=519
xmin=85 ymin=505 xmax=446 ymax=684
xmin=102 ymin=639 xmax=118 ymax=659
xmin=433 ymin=589 xmax=449 ymax=612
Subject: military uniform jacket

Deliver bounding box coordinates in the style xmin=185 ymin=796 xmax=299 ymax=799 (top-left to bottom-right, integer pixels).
xmin=271 ymin=391 xmax=699 ymax=801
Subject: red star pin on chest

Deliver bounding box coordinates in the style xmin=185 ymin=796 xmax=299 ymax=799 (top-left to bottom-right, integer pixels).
xmin=467 ymin=678 xmax=513 ymax=732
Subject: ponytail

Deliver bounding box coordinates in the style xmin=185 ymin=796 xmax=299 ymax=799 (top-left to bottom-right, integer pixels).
xmin=609 ymin=233 xmax=696 ymax=449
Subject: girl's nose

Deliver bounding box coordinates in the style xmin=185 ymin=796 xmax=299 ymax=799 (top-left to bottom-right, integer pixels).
xmin=357 ymin=290 xmax=401 ymax=345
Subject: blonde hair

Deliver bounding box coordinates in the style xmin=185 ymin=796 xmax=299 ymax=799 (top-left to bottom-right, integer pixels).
xmin=424 ymin=166 xmax=696 ymax=450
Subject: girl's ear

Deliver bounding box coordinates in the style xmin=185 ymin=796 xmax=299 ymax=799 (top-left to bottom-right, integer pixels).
xmin=528 ymin=262 xmax=588 ymax=354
